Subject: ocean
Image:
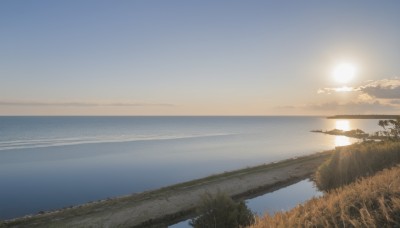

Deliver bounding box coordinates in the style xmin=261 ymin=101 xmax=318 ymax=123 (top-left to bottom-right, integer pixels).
xmin=0 ymin=116 xmax=380 ymax=220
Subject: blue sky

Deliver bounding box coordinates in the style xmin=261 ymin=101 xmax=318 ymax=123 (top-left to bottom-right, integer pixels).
xmin=1 ymin=1 xmax=400 ymax=115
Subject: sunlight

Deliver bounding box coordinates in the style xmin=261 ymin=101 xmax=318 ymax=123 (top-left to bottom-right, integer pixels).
xmin=335 ymin=120 xmax=350 ymax=131
xmin=332 ymin=63 xmax=356 ymax=84
xmin=335 ymin=135 xmax=351 ymax=147
xmin=334 ymin=120 xmax=351 ymax=147
xmin=334 ymin=86 xmax=354 ymax=92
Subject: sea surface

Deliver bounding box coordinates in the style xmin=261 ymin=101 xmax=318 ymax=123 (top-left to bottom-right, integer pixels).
xmin=0 ymin=116 xmax=380 ymax=220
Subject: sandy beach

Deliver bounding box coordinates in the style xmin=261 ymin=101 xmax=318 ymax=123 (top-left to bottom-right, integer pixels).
xmin=2 ymin=151 xmax=331 ymax=228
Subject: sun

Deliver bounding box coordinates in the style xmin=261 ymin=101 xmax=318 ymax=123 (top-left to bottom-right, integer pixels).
xmin=332 ymin=63 xmax=356 ymax=84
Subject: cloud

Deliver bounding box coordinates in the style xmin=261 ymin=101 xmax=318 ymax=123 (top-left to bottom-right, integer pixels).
xmin=305 ymin=100 xmax=399 ymax=114
xmin=317 ymin=78 xmax=400 ymax=100
xmin=317 ymin=86 xmax=358 ymax=94
xmin=276 ymin=78 xmax=400 ymax=115
xmin=389 ymin=99 xmax=400 ymax=105
xmin=359 ymin=79 xmax=400 ymax=99
xmin=0 ymin=101 xmax=176 ymax=107
xmin=275 ymin=105 xmax=297 ymax=109
xmin=277 ymin=100 xmax=399 ymax=114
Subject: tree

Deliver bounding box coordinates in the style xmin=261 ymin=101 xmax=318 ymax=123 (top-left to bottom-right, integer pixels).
xmin=190 ymin=192 xmax=255 ymax=228
xmin=377 ymin=118 xmax=400 ymax=140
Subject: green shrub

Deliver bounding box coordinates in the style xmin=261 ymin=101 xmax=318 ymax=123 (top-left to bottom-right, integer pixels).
xmin=190 ymin=192 xmax=255 ymax=228
xmin=316 ymin=141 xmax=400 ymax=191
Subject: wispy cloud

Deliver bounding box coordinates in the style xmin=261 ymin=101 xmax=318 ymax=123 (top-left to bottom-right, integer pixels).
xmin=317 ymin=86 xmax=358 ymax=94
xmin=389 ymin=99 xmax=400 ymax=105
xmin=277 ymin=78 xmax=400 ymax=114
xmin=0 ymin=101 xmax=176 ymax=107
xmin=317 ymin=78 xmax=400 ymax=99
xmin=305 ymin=101 xmax=396 ymax=112
xmin=277 ymin=100 xmax=400 ymax=114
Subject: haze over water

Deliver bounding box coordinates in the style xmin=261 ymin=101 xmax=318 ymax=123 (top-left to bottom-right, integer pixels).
xmin=0 ymin=116 xmax=380 ymax=219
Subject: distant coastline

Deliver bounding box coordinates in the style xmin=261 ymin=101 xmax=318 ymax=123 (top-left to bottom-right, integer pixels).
xmin=311 ymin=129 xmax=369 ymax=139
xmin=327 ymin=115 xmax=400 ymax=119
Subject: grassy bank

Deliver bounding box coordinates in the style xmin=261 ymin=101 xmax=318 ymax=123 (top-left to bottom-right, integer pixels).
xmin=250 ymin=165 xmax=400 ymax=228
xmin=316 ymin=141 xmax=400 ymax=191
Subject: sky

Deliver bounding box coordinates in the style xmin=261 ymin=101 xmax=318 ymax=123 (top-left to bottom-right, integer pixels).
xmin=1 ymin=1 xmax=400 ymax=116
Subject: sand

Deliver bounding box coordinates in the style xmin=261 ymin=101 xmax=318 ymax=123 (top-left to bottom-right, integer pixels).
xmin=1 ymin=151 xmax=331 ymax=228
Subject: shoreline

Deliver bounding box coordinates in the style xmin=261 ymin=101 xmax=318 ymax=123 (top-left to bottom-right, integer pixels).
xmin=1 ymin=151 xmax=332 ymax=228
xmin=311 ymin=129 xmax=368 ymax=139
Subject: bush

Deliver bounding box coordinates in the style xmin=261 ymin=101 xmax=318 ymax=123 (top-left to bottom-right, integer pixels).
xmin=316 ymin=141 xmax=400 ymax=191
xmin=190 ymin=192 xmax=255 ymax=228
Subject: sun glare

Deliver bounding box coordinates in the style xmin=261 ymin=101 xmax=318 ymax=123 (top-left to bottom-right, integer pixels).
xmin=335 ymin=120 xmax=350 ymax=131
xmin=332 ymin=63 xmax=356 ymax=84
xmin=334 ymin=120 xmax=351 ymax=147
xmin=335 ymin=135 xmax=351 ymax=147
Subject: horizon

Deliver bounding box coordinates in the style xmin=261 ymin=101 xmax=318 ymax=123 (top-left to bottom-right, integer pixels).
xmin=0 ymin=114 xmax=328 ymax=117
xmin=1 ymin=1 xmax=400 ymax=116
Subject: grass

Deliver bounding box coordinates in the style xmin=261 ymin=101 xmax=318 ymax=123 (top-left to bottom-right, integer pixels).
xmin=315 ymin=141 xmax=400 ymax=191
xmin=249 ymin=165 xmax=400 ymax=228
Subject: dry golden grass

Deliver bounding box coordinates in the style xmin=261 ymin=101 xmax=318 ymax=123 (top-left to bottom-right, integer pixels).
xmin=316 ymin=141 xmax=400 ymax=191
xmin=249 ymin=165 xmax=400 ymax=228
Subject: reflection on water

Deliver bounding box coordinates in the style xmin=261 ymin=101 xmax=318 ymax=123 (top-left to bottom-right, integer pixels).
xmin=335 ymin=120 xmax=350 ymax=131
xmin=170 ymin=179 xmax=322 ymax=228
xmin=334 ymin=120 xmax=352 ymax=147
xmin=246 ymin=179 xmax=322 ymax=215
xmin=335 ymin=135 xmax=351 ymax=147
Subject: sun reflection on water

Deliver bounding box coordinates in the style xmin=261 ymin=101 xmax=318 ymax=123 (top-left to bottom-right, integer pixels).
xmin=335 ymin=120 xmax=351 ymax=147
xmin=335 ymin=135 xmax=351 ymax=147
xmin=335 ymin=120 xmax=350 ymax=131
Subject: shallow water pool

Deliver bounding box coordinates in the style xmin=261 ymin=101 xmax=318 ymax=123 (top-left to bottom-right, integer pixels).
xmin=170 ymin=179 xmax=322 ymax=227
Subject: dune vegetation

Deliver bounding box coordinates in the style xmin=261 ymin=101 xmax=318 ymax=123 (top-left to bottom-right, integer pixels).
xmin=189 ymin=141 xmax=400 ymax=227
xmin=316 ymin=141 xmax=400 ymax=191
xmin=315 ymin=118 xmax=400 ymax=191
xmin=249 ymin=119 xmax=400 ymax=227
xmin=250 ymin=165 xmax=400 ymax=228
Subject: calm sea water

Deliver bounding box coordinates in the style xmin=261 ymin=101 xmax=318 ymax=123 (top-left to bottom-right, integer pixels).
xmin=0 ymin=116 xmax=380 ymax=220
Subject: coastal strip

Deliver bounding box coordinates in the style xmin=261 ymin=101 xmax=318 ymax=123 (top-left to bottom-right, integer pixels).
xmin=1 ymin=151 xmax=332 ymax=228
xmin=327 ymin=114 xmax=400 ymax=119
